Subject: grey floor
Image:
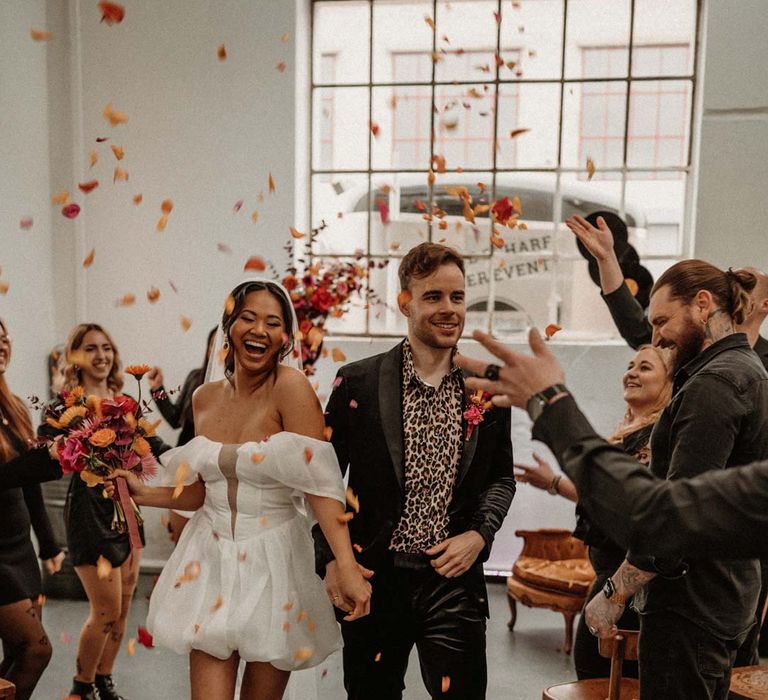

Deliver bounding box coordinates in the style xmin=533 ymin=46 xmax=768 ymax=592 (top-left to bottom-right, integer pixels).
xmin=34 ymin=579 xmax=578 ymax=699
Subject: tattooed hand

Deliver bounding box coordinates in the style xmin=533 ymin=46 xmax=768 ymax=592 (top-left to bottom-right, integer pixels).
xmin=584 ymin=593 xmax=624 ymax=638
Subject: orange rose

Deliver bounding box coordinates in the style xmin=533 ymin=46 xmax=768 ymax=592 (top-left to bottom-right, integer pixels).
xmin=132 ymin=436 xmax=151 ymax=457
xmin=89 ymin=428 xmax=116 ymax=448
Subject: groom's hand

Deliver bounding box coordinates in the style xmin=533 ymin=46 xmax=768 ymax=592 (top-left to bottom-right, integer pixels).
xmin=425 ymin=531 xmax=485 ymax=578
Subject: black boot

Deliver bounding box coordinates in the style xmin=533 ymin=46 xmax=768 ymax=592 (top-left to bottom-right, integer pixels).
xmin=69 ymin=678 xmax=100 ymax=700
xmin=95 ymin=674 xmax=126 ymax=700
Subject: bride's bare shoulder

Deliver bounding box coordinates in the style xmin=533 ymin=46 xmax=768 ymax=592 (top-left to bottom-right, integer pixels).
xmin=274 ymin=365 xmax=313 ymax=395
xmin=192 ymin=379 xmax=228 ymax=410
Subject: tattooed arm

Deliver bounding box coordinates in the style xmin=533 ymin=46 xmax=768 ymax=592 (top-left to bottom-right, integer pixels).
xmin=583 ymin=559 xmax=656 ymax=638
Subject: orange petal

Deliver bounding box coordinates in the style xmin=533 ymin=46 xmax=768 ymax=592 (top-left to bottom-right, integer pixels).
xmin=427 ymin=169 xmax=435 ymax=186
xmin=180 ymin=316 xmax=192 ymax=332
xmin=113 ymin=166 xmax=128 ymax=182
xmin=132 ymin=193 xmax=143 ymax=205
xmin=268 ymin=173 xmax=276 ymax=193
xmin=111 ymin=144 xmax=124 ymax=160
xmin=276 ymin=62 xmax=287 ymax=73
xmin=78 ymin=180 xmax=99 ymax=194
xmin=294 ymin=647 xmax=313 ymax=661
xmin=82 ymin=249 xmax=96 ymax=268
xmin=442 ymin=677 xmax=451 ymax=693
xmin=281 ymin=32 xmax=290 ymax=42
xmin=586 ymin=157 xmax=596 ymax=181
xmin=369 ymin=120 xmax=380 ymax=138
xmin=625 ymin=278 xmax=639 ymax=297
xmin=31 ymin=28 xmax=54 ymax=41
xmin=251 ymin=210 xmax=259 ymax=223
xmin=98 ymin=2 xmax=125 ymax=25
xmin=375 ymin=652 xmax=382 ymax=662
xmin=217 ymin=44 xmax=227 ymax=61
xmin=89 ymin=150 xmax=99 ymax=167
xmin=304 ymin=447 xmax=313 ymax=464
xmin=322 ymin=426 xmax=333 ymax=441
xmin=156 ymin=214 xmax=169 ymax=232
xmin=251 ymin=452 xmax=265 ymax=464
xmin=211 ymin=596 xmax=224 ymax=612
xmin=118 ymin=293 xmax=136 ymax=306
xmin=147 ymin=287 xmax=160 ymax=303
xmin=96 ymin=555 xmax=113 ymax=580
xmin=545 ymin=323 xmax=562 ymax=339
xmin=510 ymin=128 xmax=531 ymax=139
xmin=424 ymin=15 xmax=435 ymax=30
xmin=37 ymin=593 xmax=46 ymax=607
xmin=244 ymin=256 xmax=267 ymax=272
xmin=52 ymin=190 xmax=70 ymax=206
xmin=103 ymin=101 xmax=128 ymax=127
xmin=126 ymin=638 xmax=136 ymax=656
xmin=161 ymin=199 xmax=174 ymax=214
xmin=290 ymin=227 xmax=305 ymax=239
xmin=431 ymin=154 xmax=447 ymax=173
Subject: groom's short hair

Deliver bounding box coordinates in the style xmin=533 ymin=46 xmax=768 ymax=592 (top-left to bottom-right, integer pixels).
xmin=398 ymin=243 xmax=465 ymax=291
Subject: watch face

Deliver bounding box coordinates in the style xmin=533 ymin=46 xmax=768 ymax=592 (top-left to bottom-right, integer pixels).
xmin=603 ymin=578 xmax=615 ymax=599
xmin=526 ymin=395 xmax=544 ymax=422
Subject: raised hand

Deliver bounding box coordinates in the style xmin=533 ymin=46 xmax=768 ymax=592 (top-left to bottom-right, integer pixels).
xmin=565 ymin=215 xmax=616 ymax=262
xmin=515 ymin=453 xmax=556 ymax=490
xmin=456 ymin=327 xmax=566 ymax=408
xmin=147 ymin=366 xmax=164 ymax=391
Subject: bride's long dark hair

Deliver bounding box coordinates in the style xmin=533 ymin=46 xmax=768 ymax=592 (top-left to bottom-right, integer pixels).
xmin=221 ymin=281 xmax=296 ymax=379
xmin=0 ymin=318 xmax=35 ymax=462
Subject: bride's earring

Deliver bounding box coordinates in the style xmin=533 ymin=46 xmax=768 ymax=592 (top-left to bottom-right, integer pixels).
xmin=222 ymin=340 xmax=230 ymax=351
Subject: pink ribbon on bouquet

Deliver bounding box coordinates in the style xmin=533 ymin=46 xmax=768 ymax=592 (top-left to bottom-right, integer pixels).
xmin=116 ymin=476 xmax=143 ymax=551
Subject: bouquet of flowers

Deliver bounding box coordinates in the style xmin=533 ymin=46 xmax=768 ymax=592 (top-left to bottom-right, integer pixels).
xmin=40 ymin=365 xmax=158 ymax=549
xmin=282 ymin=260 xmax=368 ymax=373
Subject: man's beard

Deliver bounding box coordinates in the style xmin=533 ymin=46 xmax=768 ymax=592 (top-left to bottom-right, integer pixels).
xmin=669 ymin=321 xmax=706 ymax=375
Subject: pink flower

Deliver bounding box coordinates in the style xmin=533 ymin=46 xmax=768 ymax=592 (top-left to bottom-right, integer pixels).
xmin=60 ymin=438 xmax=86 ymax=473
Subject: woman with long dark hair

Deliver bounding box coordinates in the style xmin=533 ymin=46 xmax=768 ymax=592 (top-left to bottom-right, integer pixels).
xmin=0 ymin=318 xmax=63 ymax=699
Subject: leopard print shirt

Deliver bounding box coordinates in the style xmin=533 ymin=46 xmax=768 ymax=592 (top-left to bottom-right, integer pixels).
xmin=389 ymin=341 xmax=464 ymax=553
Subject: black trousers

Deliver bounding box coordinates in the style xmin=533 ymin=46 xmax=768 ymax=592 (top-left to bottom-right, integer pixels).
xmin=638 ymin=611 xmax=740 ymax=699
xmin=338 ymin=565 xmax=487 ymax=700
xmin=573 ymin=570 xmax=640 ymax=680
xmin=735 ymin=558 xmax=768 ymax=665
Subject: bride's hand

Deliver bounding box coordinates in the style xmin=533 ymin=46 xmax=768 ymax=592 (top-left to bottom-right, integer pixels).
xmin=105 ymin=469 xmax=146 ymax=501
xmin=334 ymin=561 xmax=373 ymax=621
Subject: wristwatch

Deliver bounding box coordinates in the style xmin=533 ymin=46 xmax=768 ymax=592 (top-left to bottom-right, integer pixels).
xmin=602 ymin=576 xmax=627 ymax=606
xmin=525 ymin=383 xmax=569 ymax=422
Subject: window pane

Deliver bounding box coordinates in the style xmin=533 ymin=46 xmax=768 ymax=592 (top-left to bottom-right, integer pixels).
xmin=312 ymin=88 xmax=370 ymax=171
xmin=632 ymin=0 xmax=696 ymax=76
xmin=311 ymin=174 xmax=370 ymax=257
xmin=372 ymin=85 xmax=432 ymax=170
xmin=434 ymin=0 xmax=499 ymax=83
xmin=565 ymin=0 xmax=631 ymax=79
xmin=373 ymin=0 xmax=434 ymax=84
xmin=626 ymin=172 xmax=687 ymax=256
xmin=499 ymin=0 xmax=565 ymax=81
xmin=313 ymin=2 xmax=370 ymax=85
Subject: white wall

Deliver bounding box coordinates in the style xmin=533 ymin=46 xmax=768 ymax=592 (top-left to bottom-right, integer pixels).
xmin=0 ymin=1 xmax=60 ymax=400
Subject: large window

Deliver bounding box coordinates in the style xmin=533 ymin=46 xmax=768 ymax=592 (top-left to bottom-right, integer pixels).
xmin=310 ymin=0 xmax=700 ymax=339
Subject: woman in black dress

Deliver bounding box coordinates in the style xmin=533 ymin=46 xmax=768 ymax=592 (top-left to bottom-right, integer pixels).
xmin=147 ymin=327 xmax=216 ymax=543
xmin=54 ymin=323 xmax=167 ymax=700
xmin=0 ymin=318 xmax=64 ymax=700
xmin=514 ymin=344 xmax=672 ymax=679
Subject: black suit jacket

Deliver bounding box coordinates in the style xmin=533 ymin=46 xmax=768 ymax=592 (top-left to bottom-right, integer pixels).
xmin=312 ymin=341 xmax=516 ymax=615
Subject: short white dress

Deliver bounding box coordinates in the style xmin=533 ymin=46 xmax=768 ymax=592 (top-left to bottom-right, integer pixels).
xmin=147 ymin=433 xmax=344 ymax=671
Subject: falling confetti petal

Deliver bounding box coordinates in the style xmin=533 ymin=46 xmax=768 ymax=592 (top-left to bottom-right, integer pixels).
xmin=156 ymin=214 xmax=169 ymax=232
xmin=281 ymin=32 xmax=289 ymax=42
xmin=323 ymin=426 xmax=333 ymax=441
xmin=31 ymin=28 xmax=54 ymax=41
xmin=217 ymin=44 xmax=227 ymax=61
xmin=217 ymin=243 xmax=232 ymax=254
xmin=431 ymin=154 xmax=447 ymax=173
xmin=294 ymin=648 xmax=314 ymax=661
xmin=0 ymin=282 xmax=8 ymax=296
xmin=376 ymin=198 xmax=390 ymax=224
xmin=147 ymin=287 xmax=160 ymax=303
xmin=233 ymin=199 xmax=243 ymax=212
xmin=349 ymin=399 xmax=358 ymax=409
xmin=211 ymin=596 xmax=224 ymax=612
xmin=268 ymin=173 xmax=276 ymax=193
xmin=89 ymin=150 xmax=99 ymax=167
xmin=78 ymin=180 xmax=99 ymax=194
xmin=442 ymin=676 xmax=451 ymax=693
xmin=346 ymin=487 xmax=360 ymax=513
xmin=625 ymin=278 xmax=639 ymax=297
xmin=82 ymin=249 xmax=95 ymax=268
xmin=111 ymin=144 xmax=124 ymax=160
xmin=375 ymin=652 xmax=382 ymax=662
xmin=586 ymin=157 xmax=596 ymax=181
xmin=424 ymin=15 xmax=435 ymax=30
xmin=180 ymin=316 xmax=192 ymax=332
xmin=251 ymin=210 xmax=259 ymax=224
xmin=369 ymin=120 xmax=380 ymax=138
xmin=510 ymin=128 xmax=531 ymax=139
xmin=118 ymin=294 xmax=136 ymax=306
xmin=545 ymin=323 xmax=562 ymax=339
xmin=276 ymin=62 xmax=287 ymax=72
xmin=37 ymin=594 xmax=46 ymax=607
xmin=244 ymin=256 xmax=267 ymax=271
xmin=331 ymin=348 xmax=346 ymax=362
xmin=251 ymin=452 xmax=265 ymax=465
xmin=290 ymin=227 xmax=305 ymax=239
xmin=169 ymin=280 xmax=178 ymax=293
xmin=103 ymin=101 xmax=128 ymax=127
xmin=20 ymin=217 xmax=33 ymax=231
xmin=304 ymin=447 xmax=313 ymax=464
xmin=161 ymin=199 xmax=173 ymax=214
xmin=62 ymin=203 xmax=81 ymax=219
xmin=113 ymin=166 xmax=128 ymax=182
xmin=99 ymin=1 xmax=125 ymax=25
xmin=132 ymin=193 xmax=142 ymax=205
xmin=137 ymin=626 xmax=153 ymax=648
xmin=96 ymin=555 xmax=112 ymax=580
xmin=126 ymin=638 xmax=136 ymax=656
xmin=52 ymin=190 xmax=70 ymax=205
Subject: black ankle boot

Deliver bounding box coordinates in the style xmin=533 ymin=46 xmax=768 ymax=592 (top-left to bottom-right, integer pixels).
xmin=95 ymin=674 xmax=126 ymax=700
xmin=69 ymin=678 xmax=99 ymax=700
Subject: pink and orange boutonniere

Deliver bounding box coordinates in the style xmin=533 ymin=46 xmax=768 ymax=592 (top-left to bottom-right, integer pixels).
xmin=463 ymin=389 xmax=493 ymax=441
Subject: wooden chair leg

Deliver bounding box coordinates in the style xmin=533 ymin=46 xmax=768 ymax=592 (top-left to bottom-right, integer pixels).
xmin=507 ymin=595 xmax=517 ymax=630
xmin=562 ymin=611 xmax=576 ymax=655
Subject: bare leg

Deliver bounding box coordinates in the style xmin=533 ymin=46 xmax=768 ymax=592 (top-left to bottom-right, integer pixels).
xmin=239 ymin=662 xmax=290 ymax=700
xmin=0 ymin=599 xmax=52 ymax=700
xmin=97 ymin=551 xmax=141 ymax=674
xmin=190 ymin=649 xmax=240 ymax=700
xmin=73 ymin=563 xmax=122 ymax=683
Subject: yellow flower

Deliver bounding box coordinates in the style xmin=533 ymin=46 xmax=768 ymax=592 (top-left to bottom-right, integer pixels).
xmin=64 ymin=386 xmax=85 ymax=407
xmin=45 ymin=417 xmax=63 ymax=430
xmin=89 ymin=428 xmax=116 ymax=448
xmin=60 ymin=405 xmax=88 ymax=428
xmin=86 ymin=395 xmax=103 ymax=418
xmin=124 ymin=413 xmax=137 ymax=429
xmin=125 ymin=364 xmax=152 ymax=380
xmin=132 ymin=436 xmax=151 ymax=457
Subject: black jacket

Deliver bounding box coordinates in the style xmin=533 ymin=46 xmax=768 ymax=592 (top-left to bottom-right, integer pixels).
xmin=312 ymin=341 xmax=516 ymax=615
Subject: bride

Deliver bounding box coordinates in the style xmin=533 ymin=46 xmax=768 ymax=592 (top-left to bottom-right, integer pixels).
xmin=107 ymin=279 xmax=371 ymax=700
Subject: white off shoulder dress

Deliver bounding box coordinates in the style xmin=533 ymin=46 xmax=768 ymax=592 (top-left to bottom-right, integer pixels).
xmin=147 ymin=433 xmax=344 ymax=671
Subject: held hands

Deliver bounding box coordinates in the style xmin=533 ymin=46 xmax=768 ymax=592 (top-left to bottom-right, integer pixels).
xmin=584 ymin=591 xmax=625 ymax=639
xmin=43 ymin=551 xmax=65 ymax=576
xmin=147 ymin=366 xmax=164 ymax=391
xmin=515 ymin=453 xmax=555 ymax=490
xmin=456 ymin=328 xmax=566 ymax=408
xmin=425 ymin=530 xmax=485 ymax=578
xmin=324 ymin=560 xmax=374 ymax=621
xmin=104 ymin=469 xmax=147 ymax=502
xmin=564 ymin=215 xmax=616 ymax=262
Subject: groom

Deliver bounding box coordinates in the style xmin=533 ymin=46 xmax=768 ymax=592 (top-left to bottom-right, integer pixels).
xmin=313 ymin=242 xmax=515 ymax=699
